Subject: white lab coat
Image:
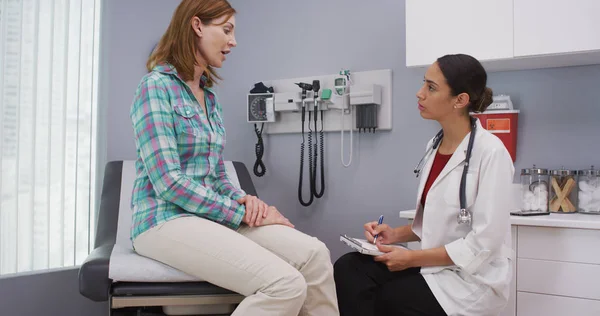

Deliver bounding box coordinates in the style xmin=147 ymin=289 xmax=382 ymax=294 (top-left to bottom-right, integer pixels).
xmin=412 ymin=119 xmax=515 ymax=316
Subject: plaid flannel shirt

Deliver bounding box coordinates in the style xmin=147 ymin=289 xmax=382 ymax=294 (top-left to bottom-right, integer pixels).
xmin=129 ymin=63 xmax=246 ymax=241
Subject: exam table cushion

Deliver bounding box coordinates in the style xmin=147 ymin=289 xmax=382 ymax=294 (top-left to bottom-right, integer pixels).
xmin=79 ymin=160 xmax=256 ymax=301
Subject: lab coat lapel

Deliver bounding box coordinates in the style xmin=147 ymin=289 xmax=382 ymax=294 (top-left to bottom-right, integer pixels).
xmin=415 ymin=146 xmax=438 ymax=209
xmin=428 ymin=134 xmax=469 ymax=192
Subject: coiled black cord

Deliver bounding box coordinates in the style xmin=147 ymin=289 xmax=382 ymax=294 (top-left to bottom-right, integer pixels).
xmin=307 ymin=112 xmax=315 ymax=198
xmin=253 ymin=123 xmax=266 ymax=177
xmin=314 ymin=111 xmax=325 ymax=198
xmin=298 ymin=107 xmax=313 ymax=207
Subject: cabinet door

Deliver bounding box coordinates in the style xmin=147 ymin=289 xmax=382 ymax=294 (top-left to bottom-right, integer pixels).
xmin=514 ymin=0 xmax=600 ymax=56
xmin=405 ymin=0 xmax=513 ymax=67
xmin=517 ymin=292 xmax=600 ymax=316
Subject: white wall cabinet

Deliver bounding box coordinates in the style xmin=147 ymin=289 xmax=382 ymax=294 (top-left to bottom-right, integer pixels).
xmin=405 ymin=0 xmax=600 ymax=71
xmin=405 ymin=0 xmax=513 ymax=67
xmin=515 ymin=226 xmax=600 ymax=315
xmin=514 ymin=0 xmax=600 ymax=57
xmin=517 ymin=292 xmax=600 ymax=316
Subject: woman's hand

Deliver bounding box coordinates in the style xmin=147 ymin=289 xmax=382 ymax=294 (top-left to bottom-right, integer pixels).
xmin=238 ymin=195 xmax=269 ymax=227
xmin=374 ymin=243 xmax=414 ymax=272
xmin=364 ymin=222 xmax=397 ymax=244
xmin=258 ymin=206 xmax=294 ymax=228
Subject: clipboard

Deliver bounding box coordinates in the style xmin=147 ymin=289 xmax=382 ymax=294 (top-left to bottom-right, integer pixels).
xmin=340 ymin=234 xmax=407 ymax=256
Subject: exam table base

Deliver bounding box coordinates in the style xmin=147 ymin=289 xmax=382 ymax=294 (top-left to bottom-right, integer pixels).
xmin=110 ymin=294 xmax=243 ymax=315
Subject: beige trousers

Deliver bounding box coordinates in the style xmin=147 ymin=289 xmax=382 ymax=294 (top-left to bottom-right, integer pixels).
xmin=133 ymin=216 xmax=339 ymax=316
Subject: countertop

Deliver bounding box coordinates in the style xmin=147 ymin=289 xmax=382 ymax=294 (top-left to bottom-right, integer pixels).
xmin=399 ymin=210 xmax=600 ymax=230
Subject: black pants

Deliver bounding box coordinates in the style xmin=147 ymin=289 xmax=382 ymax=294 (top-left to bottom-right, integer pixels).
xmin=334 ymin=252 xmax=447 ymax=316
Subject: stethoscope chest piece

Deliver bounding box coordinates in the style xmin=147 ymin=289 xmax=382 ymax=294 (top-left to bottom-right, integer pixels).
xmin=457 ymin=208 xmax=472 ymax=226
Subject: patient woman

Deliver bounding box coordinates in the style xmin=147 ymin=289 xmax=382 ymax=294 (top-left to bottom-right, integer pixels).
xmin=129 ymin=1 xmax=339 ymax=315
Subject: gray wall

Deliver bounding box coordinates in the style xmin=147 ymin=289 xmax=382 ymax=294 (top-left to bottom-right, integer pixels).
xmin=101 ymin=0 xmax=600 ymax=264
xmin=104 ymin=0 xmax=180 ymax=161
xmin=0 ymin=268 xmax=107 ymax=315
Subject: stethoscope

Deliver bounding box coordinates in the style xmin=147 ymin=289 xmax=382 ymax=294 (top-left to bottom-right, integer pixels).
xmin=413 ymin=117 xmax=477 ymax=226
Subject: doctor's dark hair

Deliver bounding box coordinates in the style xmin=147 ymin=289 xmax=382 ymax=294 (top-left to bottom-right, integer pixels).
xmin=437 ymin=54 xmax=493 ymax=113
xmin=147 ymin=0 xmax=236 ymax=87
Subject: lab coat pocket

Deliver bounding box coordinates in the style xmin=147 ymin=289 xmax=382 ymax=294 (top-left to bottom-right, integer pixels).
xmin=447 ymin=268 xmax=487 ymax=300
xmin=444 ymin=167 xmax=479 ymax=209
xmin=173 ymin=104 xmax=202 ymax=137
xmin=480 ymin=256 xmax=512 ymax=291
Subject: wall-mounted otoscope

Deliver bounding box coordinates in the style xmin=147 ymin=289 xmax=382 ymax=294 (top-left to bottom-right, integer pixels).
xmin=295 ymin=82 xmax=314 ymax=207
xmin=294 ymin=80 xmax=327 ymax=207
xmin=311 ymin=80 xmax=325 ymax=199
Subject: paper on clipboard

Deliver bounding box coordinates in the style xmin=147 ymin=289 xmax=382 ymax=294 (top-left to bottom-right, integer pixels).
xmin=340 ymin=235 xmax=407 ymax=256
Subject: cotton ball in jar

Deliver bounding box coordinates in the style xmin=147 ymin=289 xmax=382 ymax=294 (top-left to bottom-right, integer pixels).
xmin=534 ymin=186 xmax=547 ymax=196
xmin=593 ymin=187 xmax=600 ymax=200
xmin=539 ymin=190 xmax=548 ymax=202
xmin=523 ymin=191 xmax=534 ymax=202
xmin=532 ymin=195 xmax=548 ymax=211
xmin=588 ymin=178 xmax=600 ymax=189
xmin=532 ymin=181 xmax=548 ymax=192
xmin=579 ymin=191 xmax=592 ymax=206
xmin=592 ymin=202 xmax=600 ymax=213
xmin=585 ymin=201 xmax=600 ymax=213
xmin=580 ymin=181 xmax=593 ymax=192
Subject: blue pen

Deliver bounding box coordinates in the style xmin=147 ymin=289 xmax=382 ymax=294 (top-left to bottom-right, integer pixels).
xmin=373 ymin=215 xmax=384 ymax=244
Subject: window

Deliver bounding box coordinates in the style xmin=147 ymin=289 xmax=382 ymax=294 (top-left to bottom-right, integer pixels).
xmin=0 ymin=0 xmax=101 ymax=275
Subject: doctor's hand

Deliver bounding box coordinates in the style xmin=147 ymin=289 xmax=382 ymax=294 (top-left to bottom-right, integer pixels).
xmin=238 ymin=195 xmax=269 ymax=227
xmin=364 ymin=222 xmax=397 ymax=244
xmin=257 ymin=206 xmax=294 ymax=228
xmin=374 ymin=243 xmax=414 ymax=272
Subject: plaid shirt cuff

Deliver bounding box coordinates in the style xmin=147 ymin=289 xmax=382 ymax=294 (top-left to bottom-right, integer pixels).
xmin=219 ymin=203 xmax=245 ymax=230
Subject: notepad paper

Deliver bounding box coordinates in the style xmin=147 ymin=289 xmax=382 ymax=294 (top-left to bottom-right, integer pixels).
xmin=353 ymin=238 xmax=380 ymax=251
xmin=340 ymin=235 xmax=407 ymax=256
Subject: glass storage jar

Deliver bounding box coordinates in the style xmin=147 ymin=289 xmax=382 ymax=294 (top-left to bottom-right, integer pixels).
xmin=520 ymin=165 xmax=549 ymax=212
xmin=578 ymin=166 xmax=600 ymax=214
xmin=549 ymin=168 xmax=579 ymax=213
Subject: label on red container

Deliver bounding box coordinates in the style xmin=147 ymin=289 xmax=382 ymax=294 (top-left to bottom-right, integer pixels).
xmin=486 ymin=118 xmax=510 ymax=133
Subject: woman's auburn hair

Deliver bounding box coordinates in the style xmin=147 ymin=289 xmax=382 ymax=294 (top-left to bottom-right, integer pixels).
xmin=147 ymin=0 xmax=236 ymax=87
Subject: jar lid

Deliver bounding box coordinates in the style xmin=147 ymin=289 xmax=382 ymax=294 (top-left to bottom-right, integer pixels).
xmin=521 ymin=165 xmax=548 ymax=175
xmin=578 ymin=166 xmax=600 ymax=176
xmin=550 ymin=167 xmax=578 ymax=176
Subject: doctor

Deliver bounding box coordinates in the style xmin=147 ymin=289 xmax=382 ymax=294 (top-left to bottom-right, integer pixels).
xmin=334 ymin=54 xmax=515 ymax=316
